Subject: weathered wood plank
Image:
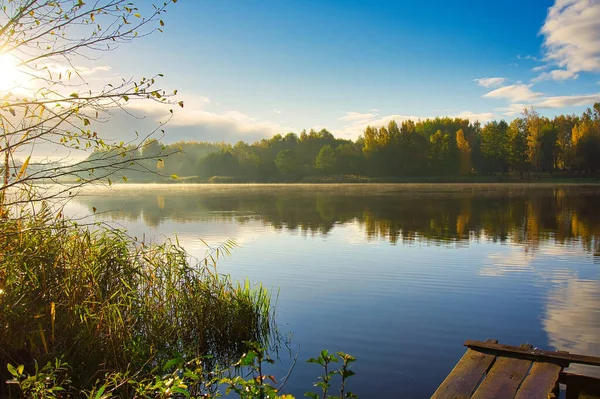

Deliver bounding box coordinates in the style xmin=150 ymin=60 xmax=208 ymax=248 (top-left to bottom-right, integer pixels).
xmin=471 ymin=357 xmax=532 ymax=399
xmin=514 ymin=362 xmax=562 ymax=399
xmin=464 ymin=340 xmax=600 ymax=367
xmin=430 ymin=348 xmax=496 ymax=399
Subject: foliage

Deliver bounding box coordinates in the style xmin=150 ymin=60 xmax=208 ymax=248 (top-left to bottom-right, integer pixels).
xmin=85 ymin=103 xmax=600 ymax=183
xmin=0 ymin=0 xmax=181 ymax=208
xmin=0 ymin=207 xmax=273 ymax=396
xmin=305 ymin=350 xmax=356 ymax=399
xmin=6 ymin=344 xmax=356 ymax=399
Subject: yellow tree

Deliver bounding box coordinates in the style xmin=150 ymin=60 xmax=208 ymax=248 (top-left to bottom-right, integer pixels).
xmin=456 ymin=128 xmax=471 ymax=175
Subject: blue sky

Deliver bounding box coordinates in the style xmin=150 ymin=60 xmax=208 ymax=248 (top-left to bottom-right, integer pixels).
xmin=86 ymin=0 xmax=600 ymax=142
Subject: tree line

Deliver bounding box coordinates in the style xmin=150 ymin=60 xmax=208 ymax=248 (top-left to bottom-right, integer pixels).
xmin=83 ymin=103 xmax=600 ymax=182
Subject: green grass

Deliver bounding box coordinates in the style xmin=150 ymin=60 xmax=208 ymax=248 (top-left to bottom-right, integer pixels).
xmin=0 ymin=206 xmax=273 ymax=396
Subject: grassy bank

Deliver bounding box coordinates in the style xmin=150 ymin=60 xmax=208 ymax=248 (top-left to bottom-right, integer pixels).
xmin=69 ymin=172 xmax=600 ymax=184
xmin=0 ymin=205 xmax=273 ymax=397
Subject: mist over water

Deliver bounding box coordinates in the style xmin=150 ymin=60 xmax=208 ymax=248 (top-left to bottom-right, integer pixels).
xmin=66 ymin=184 xmax=600 ymax=398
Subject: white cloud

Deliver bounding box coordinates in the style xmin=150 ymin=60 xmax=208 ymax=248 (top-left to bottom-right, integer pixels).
xmin=536 ymin=93 xmax=600 ymax=108
xmin=517 ymin=54 xmax=540 ymax=61
xmin=538 ymin=0 xmax=600 ymax=80
xmin=533 ymin=69 xmax=579 ymax=82
xmin=273 ymin=108 xmax=282 ymax=114
xmin=124 ymin=94 xmax=291 ymax=143
xmin=339 ymin=111 xmax=378 ymax=121
xmin=497 ymin=103 xmax=530 ymax=116
xmin=475 ymin=77 xmax=509 ymax=88
xmin=483 ymin=84 xmax=542 ymax=102
xmin=452 ymin=110 xmax=495 ymax=122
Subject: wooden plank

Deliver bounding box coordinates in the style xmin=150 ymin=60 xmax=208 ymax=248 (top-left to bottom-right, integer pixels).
xmin=471 ymin=357 xmax=532 ymax=399
xmin=514 ymin=362 xmax=562 ymax=399
xmin=431 ymin=348 xmax=496 ymax=399
xmin=464 ymin=340 xmax=600 ymax=367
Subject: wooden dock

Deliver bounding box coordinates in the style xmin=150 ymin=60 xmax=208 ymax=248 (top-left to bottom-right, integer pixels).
xmin=431 ymin=339 xmax=600 ymax=399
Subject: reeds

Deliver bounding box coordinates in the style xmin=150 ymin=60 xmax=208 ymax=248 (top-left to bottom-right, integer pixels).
xmin=0 ymin=205 xmax=273 ymax=394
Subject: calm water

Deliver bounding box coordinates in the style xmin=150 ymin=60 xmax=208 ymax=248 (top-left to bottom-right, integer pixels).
xmin=65 ymin=184 xmax=600 ymax=398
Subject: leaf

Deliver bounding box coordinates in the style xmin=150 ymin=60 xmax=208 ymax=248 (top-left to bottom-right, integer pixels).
xmin=122 ymin=176 xmax=128 ymax=182
xmin=163 ymin=358 xmax=180 ymax=371
xmin=170 ymin=174 xmax=178 ymax=179
xmin=70 ymin=93 xmax=79 ymax=98
xmin=83 ymin=118 xmax=90 ymax=126
xmin=17 ymin=365 xmax=24 ymax=375
xmin=123 ymin=95 xmax=129 ymax=102
xmin=160 ymin=19 xmax=165 ymax=26
xmin=92 ymin=207 xmax=96 ymax=213
xmin=17 ymin=156 xmax=30 ymax=180
xmin=94 ymin=385 xmax=106 ymax=399
xmin=7 ymin=364 xmax=17 ymax=377
xmin=178 ymin=101 xmax=184 ymax=108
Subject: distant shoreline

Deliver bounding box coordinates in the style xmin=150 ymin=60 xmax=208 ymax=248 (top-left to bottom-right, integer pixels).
xmin=100 ymin=173 xmax=600 ymax=185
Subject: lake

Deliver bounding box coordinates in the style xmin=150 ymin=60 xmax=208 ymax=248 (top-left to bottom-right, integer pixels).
xmin=64 ymin=183 xmax=600 ymax=398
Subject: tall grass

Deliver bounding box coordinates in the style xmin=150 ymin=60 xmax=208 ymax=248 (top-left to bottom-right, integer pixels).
xmin=0 ymin=203 xmax=273 ymax=395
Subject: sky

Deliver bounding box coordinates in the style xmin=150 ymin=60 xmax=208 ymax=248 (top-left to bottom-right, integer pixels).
xmin=5 ymin=0 xmax=600 ymax=148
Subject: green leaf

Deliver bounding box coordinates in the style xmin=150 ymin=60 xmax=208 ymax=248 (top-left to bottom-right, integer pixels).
xmin=170 ymin=174 xmax=178 ymax=179
xmin=171 ymin=387 xmax=190 ymax=397
xmin=7 ymin=364 xmax=17 ymax=376
xmin=123 ymin=95 xmax=129 ymax=101
xmin=94 ymin=385 xmax=106 ymax=399
xmin=16 ymin=365 xmax=23 ymax=375
xmin=162 ymin=358 xmax=180 ymax=371
xmin=239 ymin=351 xmax=257 ymax=366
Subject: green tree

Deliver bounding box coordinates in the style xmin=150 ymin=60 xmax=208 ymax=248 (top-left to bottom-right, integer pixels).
xmin=480 ymin=120 xmax=510 ymax=173
xmin=275 ymin=149 xmax=300 ymax=176
xmin=315 ymin=144 xmax=337 ymax=174
xmin=508 ymin=118 xmax=529 ymax=178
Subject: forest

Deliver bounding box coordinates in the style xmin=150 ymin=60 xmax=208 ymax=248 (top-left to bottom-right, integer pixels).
xmin=81 ymin=103 xmax=600 ymax=183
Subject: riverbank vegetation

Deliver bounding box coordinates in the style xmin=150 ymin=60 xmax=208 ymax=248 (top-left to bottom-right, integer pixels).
xmin=0 ymin=206 xmax=275 ymax=397
xmin=0 ymin=1 xmax=357 ymax=396
xmin=79 ymin=105 xmax=600 ymax=183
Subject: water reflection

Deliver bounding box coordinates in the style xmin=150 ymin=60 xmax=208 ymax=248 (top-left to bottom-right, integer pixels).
xmin=73 ymin=184 xmax=600 ymax=255
xmin=545 ymin=278 xmax=600 ymax=377
xmin=69 ymin=184 xmax=600 ymax=389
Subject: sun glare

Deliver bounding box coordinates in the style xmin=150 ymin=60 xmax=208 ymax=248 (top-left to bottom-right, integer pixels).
xmin=0 ymin=53 xmax=22 ymax=92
